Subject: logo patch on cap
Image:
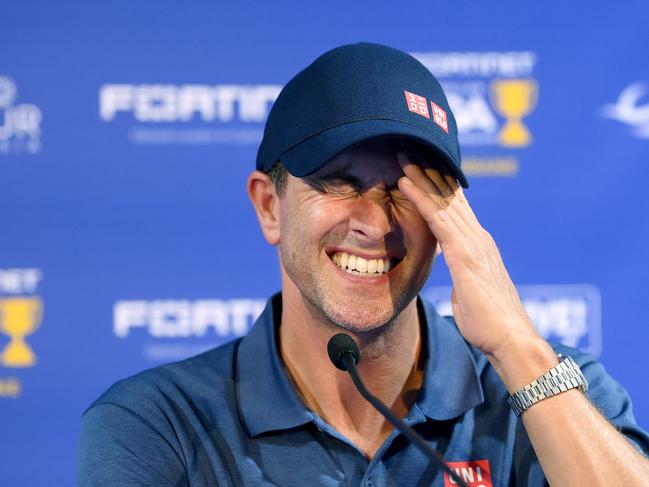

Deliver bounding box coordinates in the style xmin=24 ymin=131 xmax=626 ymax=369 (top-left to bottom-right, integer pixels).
xmin=444 ymin=460 xmax=492 ymax=486
xmin=404 ymin=90 xmax=430 ymax=119
xmin=431 ymin=101 xmax=449 ymax=133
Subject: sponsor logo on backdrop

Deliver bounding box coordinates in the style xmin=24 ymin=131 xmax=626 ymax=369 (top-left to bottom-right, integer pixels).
xmin=0 ymin=268 xmax=44 ymax=398
xmin=100 ymin=53 xmax=537 ymax=160
xmin=99 ymin=84 xmax=282 ymax=145
xmin=0 ymin=76 xmax=42 ymax=156
xmin=424 ymin=284 xmax=602 ymax=356
xmin=601 ymin=82 xmax=649 ymax=138
xmin=114 ymin=298 xmax=266 ymax=361
xmin=411 ymin=51 xmax=539 ymax=178
xmin=99 ymin=53 xmax=537 ymax=155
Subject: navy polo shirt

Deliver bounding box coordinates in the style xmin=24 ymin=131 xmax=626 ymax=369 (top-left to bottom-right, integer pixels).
xmin=78 ymin=294 xmax=649 ymax=486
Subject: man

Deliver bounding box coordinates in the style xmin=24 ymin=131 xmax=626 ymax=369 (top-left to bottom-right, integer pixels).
xmin=79 ymin=43 xmax=649 ymax=485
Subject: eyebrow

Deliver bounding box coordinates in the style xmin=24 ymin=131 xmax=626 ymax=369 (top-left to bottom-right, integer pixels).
xmin=306 ymin=170 xmax=403 ymax=193
xmin=306 ymin=165 xmax=364 ymax=188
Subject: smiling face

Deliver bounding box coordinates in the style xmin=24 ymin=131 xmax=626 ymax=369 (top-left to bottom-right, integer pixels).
xmin=277 ymin=138 xmax=439 ymax=333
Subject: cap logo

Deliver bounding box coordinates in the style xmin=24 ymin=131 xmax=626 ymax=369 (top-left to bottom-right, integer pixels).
xmin=404 ymin=90 xmax=450 ymax=134
xmin=431 ymin=101 xmax=449 ymax=133
xmin=404 ymin=90 xmax=430 ymax=119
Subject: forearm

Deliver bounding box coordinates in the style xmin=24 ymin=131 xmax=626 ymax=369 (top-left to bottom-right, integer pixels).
xmin=395 ymin=156 xmax=649 ymax=483
xmin=490 ymin=338 xmax=649 ymax=486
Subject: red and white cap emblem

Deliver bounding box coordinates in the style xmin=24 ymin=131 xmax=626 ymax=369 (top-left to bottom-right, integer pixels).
xmin=404 ymin=90 xmax=449 ymax=134
xmin=404 ymin=90 xmax=430 ymax=119
xmin=430 ymin=101 xmax=449 ymax=133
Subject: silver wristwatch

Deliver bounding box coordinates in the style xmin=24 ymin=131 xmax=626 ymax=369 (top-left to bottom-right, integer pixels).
xmin=507 ymin=354 xmax=588 ymax=417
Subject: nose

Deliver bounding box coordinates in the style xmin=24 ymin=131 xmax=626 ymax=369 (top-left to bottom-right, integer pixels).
xmin=348 ymin=189 xmax=396 ymax=242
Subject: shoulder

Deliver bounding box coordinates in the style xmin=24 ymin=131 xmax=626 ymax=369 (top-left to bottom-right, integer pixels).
xmin=85 ymin=337 xmax=242 ymax=425
xmin=79 ymin=338 xmax=246 ymax=485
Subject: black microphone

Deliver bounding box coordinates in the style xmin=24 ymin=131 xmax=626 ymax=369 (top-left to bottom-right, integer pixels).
xmin=327 ymin=333 xmax=470 ymax=487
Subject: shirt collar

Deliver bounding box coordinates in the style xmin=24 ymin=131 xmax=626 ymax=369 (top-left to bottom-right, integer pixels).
xmin=237 ymin=293 xmax=314 ymax=437
xmin=236 ymin=294 xmax=484 ymax=437
xmin=415 ymin=298 xmax=484 ymax=420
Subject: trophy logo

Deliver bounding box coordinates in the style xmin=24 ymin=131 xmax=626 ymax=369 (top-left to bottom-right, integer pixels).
xmin=490 ymin=78 xmax=538 ymax=147
xmin=0 ymin=297 xmax=42 ymax=367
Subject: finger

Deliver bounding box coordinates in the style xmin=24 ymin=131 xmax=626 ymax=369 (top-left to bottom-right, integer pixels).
xmin=399 ymin=176 xmax=491 ymax=274
xmin=416 ymin=162 xmax=478 ymax=231
xmin=398 ymin=168 xmax=481 ymax=241
xmin=400 ymin=147 xmax=454 ymax=197
xmin=402 ymin=142 xmax=451 ymax=178
xmin=397 ymin=151 xmax=483 ymax=237
xmin=398 ymin=176 xmax=467 ymax=244
xmin=397 ymin=152 xmax=444 ymax=197
xmin=434 ymin=173 xmax=480 ymax=229
xmin=444 ymin=173 xmax=460 ymax=193
xmin=423 ymin=165 xmax=454 ymax=197
xmin=441 ymin=198 xmax=481 ymax=238
xmin=447 ymin=184 xmax=482 ymax=228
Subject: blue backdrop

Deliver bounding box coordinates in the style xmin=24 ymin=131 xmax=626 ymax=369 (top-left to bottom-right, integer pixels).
xmin=2 ymin=1 xmax=648 ymax=484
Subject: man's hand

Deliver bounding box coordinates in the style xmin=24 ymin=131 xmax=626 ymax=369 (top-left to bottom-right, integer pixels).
xmin=396 ymin=150 xmax=649 ymax=485
xmin=396 ymin=151 xmax=553 ymax=388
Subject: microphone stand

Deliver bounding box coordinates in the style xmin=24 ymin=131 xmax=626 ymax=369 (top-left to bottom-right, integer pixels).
xmin=340 ymin=353 xmax=470 ymax=487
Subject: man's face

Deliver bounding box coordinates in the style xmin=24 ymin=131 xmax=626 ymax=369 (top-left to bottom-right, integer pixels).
xmin=277 ymin=138 xmax=439 ymax=333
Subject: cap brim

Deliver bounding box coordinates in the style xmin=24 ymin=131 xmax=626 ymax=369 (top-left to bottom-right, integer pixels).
xmin=279 ymin=119 xmax=469 ymax=188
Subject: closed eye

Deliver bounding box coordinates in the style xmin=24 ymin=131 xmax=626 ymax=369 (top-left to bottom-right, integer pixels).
xmin=305 ymin=176 xmax=362 ymax=195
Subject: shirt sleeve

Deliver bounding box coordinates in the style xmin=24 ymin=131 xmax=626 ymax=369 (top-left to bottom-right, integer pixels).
xmin=575 ymin=349 xmax=649 ymax=455
xmin=78 ymin=402 xmax=188 ymax=487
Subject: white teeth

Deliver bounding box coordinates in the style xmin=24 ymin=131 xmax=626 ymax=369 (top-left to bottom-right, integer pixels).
xmin=330 ymin=251 xmax=393 ymax=276
xmin=356 ymin=257 xmax=367 ymax=273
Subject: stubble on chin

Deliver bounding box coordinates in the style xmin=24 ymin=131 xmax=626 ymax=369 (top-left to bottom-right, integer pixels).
xmin=304 ymin=279 xmax=414 ymax=335
xmin=279 ymin=234 xmax=431 ymax=337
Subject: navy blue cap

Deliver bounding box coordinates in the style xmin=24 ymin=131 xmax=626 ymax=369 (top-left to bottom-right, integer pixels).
xmin=256 ymin=42 xmax=468 ymax=188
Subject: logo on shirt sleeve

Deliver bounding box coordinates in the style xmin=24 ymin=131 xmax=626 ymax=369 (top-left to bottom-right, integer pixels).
xmin=444 ymin=459 xmax=492 ymax=487
xmin=404 ymin=90 xmax=430 ymax=119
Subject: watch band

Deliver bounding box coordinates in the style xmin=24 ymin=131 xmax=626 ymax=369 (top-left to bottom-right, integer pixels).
xmin=507 ymin=354 xmax=588 ymax=417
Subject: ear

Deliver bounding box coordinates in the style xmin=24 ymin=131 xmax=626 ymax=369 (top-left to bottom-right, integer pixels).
xmin=247 ymin=171 xmax=281 ymax=245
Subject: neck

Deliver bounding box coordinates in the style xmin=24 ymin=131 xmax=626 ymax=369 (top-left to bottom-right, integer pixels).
xmin=278 ymin=282 xmax=424 ymax=459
